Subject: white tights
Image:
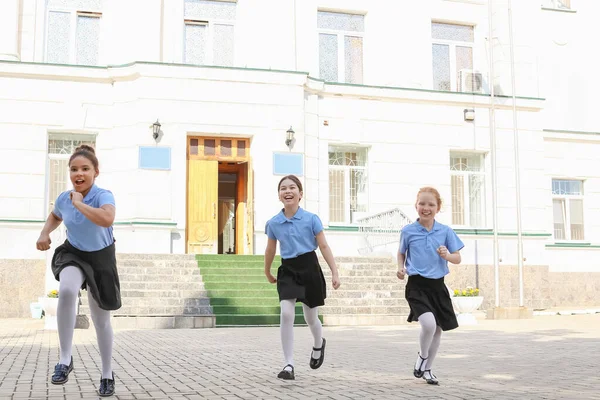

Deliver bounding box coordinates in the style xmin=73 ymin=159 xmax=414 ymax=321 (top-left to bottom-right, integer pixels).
xmin=57 ymin=266 xmax=114 ymax=379
xmin=416 ymin=312 xmax=442 ymax=371
xmin=280 ymin=299 xmax=323 ymax=370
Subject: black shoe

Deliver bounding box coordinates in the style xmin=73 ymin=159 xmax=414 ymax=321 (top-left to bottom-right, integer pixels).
xmin=309 ymin=337 xmax=326 ymax=370
xmin=423 ymin=370 xmax=439 ymax=385
xmin=277 ymin=364 xmax=295 ymax=380
xmin=99 ymin=372 xmax=115 ymax=397
xmin=51 ymin=357 xmax=73 ymax=385
xmin=413 ymin=352 xmax=427 ymax=378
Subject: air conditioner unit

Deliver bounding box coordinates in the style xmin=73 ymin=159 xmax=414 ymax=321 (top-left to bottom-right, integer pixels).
xmin=458 ymin=69 xmax=484 ymax=93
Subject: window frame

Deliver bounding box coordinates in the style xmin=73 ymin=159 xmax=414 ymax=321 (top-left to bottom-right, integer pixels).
xmin=317 ymin=11 xmax=365 ymax=84
xmin=327 ymin=146 xmax=369 ymax=225
xmin=45 ymin=7 xmax=102 ymax=65
xmin=183 ymin=1 xmax=236 ymax=66
xmin=431 ymin=22 xmax=475 ymax=92
xmin=449 ymin=152 xmax=486 ymax=229
xmin=551 ymin=179 xmax=585 ymax=242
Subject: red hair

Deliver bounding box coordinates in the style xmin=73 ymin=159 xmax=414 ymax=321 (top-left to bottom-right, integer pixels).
xmin=416 ymin=187 xmax=442 ymax=211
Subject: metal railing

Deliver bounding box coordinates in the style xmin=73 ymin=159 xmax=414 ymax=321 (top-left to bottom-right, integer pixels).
xmin=356 ymin=208 xmax=413 ymax=254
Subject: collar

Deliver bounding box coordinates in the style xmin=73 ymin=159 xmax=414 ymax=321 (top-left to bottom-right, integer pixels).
xmin=277 ymin=207 xmax=305 ymax=223
xmin=83 ymin=184 xmax=99 ymax=202
xmin=415 ymin=218 xmax=440 ymax=232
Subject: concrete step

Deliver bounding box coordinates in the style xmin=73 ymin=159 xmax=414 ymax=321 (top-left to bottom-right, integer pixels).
xmin=83 ymin=297 xmax=211 ymax=307
xmin=81 ymin=305 xmax=213 ymax=316
xmin=200 ymin=274 xmax=399 ymax=284
xmin=109 ymin=315 xmax=215 ymax=329
xmin=207 ymin=296 xmax=408 ymax=307
xmin=202 ymin=282 xmax=402 ymax=291
xmin=118 ymin=289 xmax=208 ymax=298
xmin=117 ymin=265 xmax=200 ymax=276
xmin=215 ymin=314 xmax=321 ymax=326
xmin=116 ymin=254 xmax=197 ymax=261
xmin=322 ymin=314 xmax=409 ymax=326
xmin=320 ymin=305 xmax=409 ymax=314
xmin=119 ymin=281 xmax=205 ymax=290
xmin=117 ymin=273 xmax=203 ymax=283
xmin=205 ymin=289 xmax=403 ymax=298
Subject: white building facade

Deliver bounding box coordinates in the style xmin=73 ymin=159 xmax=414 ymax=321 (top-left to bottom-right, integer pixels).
xmin=1 ymin=0 xmax=599 ymax=292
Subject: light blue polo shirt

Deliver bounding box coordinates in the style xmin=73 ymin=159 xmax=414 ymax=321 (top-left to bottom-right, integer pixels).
xmin=265 ymin=207 xmax=324 ymax=259
xmin=399 ymin=220 xmax=464 ymax=279
xmin=52 ymin=184 xmax=115 ymax=252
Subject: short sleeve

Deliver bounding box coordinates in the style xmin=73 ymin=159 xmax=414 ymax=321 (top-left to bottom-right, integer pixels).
xmin=98 ymin=190 xmax=115 ymax=207
xmin=51 ymin=192 xmax=65 ymax=219
xmin=265 ymin=221 xmax=277 ymax=240
xmin=446 ymin=228 xmax=465 ymax=253
xmin=399 ymin=229 xmax=408 ymax=254
xmin=311 ymin=214 xmax=324 ymax=236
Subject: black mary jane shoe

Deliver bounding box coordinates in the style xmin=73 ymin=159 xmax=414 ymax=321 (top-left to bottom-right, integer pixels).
xmin=51 ymin=357 xmax=73 ymax=385
xmin=309 ymin=337 xmax=326 ymax=370
xmin=99 ymin=372 xmax=115 ymax=397
xmin=413 ymin=352 xmax=427 ymax=378
xmin=277 ymin=364 xmax=295 ymax=380
xmin=423 ymin=370 xmax=439 ymax=385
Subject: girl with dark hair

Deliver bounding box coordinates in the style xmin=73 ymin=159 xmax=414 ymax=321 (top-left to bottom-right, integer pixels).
xmin=264 ymin=174 xmax=341 ymax=380
xmin=36 ymin=144 xmax=120 ymax=397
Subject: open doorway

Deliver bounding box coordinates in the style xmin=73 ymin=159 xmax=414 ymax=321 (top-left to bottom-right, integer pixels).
xmin=186 ymin=136 xmax=253 ymax=254
xmin=218 ymin=173 xmax=237 ymax=254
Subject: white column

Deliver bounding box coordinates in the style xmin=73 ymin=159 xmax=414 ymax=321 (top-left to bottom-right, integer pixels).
xmin=0 ymin=0 xmax=20 ymax=61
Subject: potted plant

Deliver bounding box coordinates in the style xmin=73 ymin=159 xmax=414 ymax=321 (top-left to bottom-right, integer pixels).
xmin=451 ymin=287 xmax=483 ymax=325
xmin=40 ymin=289 xmax=59 ymax=330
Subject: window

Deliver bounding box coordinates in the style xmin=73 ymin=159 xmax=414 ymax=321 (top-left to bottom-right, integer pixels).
xmin=46 ymin=0 xmax=102 ymax=65
xmin=450 ymin=153 xmax=485 ymax=227
xmin=317 ymin=11 xmax=364 ymax=84
xmin=542 ymin=0 xmax=571 ymax=9
xmin=431 ymin=22 xmax=474 ymax=91
xmin=188 ymin=137 xmax=249 ymax=160
xmin=184 ymin=0 xmax=236 ymax=66
xmin=328 ymin=147 xmax=368 ymax=224
xmin=552 ymin=179 xmax=584 ymax=240
xmin=47 ymin=134 xmax=96 ymax=214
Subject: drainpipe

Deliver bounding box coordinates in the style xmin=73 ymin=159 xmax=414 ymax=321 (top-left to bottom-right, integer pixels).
xmin=487 ymin=0 xmax=501 ymax=308
xmin=507 ymin=0 xmax=525 ymax=307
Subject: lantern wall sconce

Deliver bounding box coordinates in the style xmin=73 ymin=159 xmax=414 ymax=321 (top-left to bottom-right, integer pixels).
xmin=152 ymin=119 xmax=162 ymax=141
xmin=285 ymin=126 xmax=295 ymax=150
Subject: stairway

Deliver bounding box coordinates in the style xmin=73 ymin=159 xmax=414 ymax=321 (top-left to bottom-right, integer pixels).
xmin=79 ymin=254 xmax=215 ymax=329
xmin=79 ymin=253 xmax=410 ymax=328
xmin=197 ymin=254 xmax=311 ymax=326
xmin=198 ymin=254 xmax=410 ymax=326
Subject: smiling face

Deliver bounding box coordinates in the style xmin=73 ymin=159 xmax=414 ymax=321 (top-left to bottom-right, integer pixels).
xmin=278 ymin=178 xmax=302 ymax=207
xmin=69 ymin=155 xmax=98 ymax=195
xmin=415 ymin=191 xmax=440 ymax=223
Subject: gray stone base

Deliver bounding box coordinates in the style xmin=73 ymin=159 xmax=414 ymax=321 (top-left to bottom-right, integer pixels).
xmin=323 ymin=314 xmax=409 ymax=326
xmin=109 ymin=315 xmax=216 ymax=330
xmin=486 ymin=306 xmax=533 ymax=320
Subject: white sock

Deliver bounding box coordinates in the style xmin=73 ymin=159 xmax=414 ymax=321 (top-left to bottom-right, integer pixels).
xmin=302 ymin=304 xmax=323 ymax=359
xmin=280 ymin=299 xmax=296 ymax=371
xmin=425 ymin=326 xmax=442 ymax=371
xmin=87 ymin=287 xmax=114 ymax=379
xmin=423 ymin=370 xmax=438 ymax=381
xmin=57 ymin=266 xmax=84 ymax=365
xmin=416 ymin=312 xmax=437 ymax=371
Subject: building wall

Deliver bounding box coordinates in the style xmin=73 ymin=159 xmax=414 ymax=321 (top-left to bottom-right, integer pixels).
xmin=1 ymin=0 xmax=599 ymax=300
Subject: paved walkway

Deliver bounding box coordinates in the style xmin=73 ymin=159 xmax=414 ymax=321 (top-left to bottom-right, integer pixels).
xmin=1 ymin=315 xmax=599 ymax=399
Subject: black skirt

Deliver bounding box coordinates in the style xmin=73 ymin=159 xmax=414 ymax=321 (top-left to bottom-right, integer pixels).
xmin=405 ymin=274 xmax=458 ymax=331
xmin=51 ymin=240 xmax=122 ymax=311
xmin=277 ymin=251 xmax=326 ymax=308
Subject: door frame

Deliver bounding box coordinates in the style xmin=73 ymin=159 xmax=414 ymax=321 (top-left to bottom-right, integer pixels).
xmin=186 ymin=136 xmax=253 ymax=254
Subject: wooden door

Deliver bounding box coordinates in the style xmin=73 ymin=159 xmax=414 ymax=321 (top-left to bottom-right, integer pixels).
xmin=187 ymin=159 xmax=218 ymax=254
